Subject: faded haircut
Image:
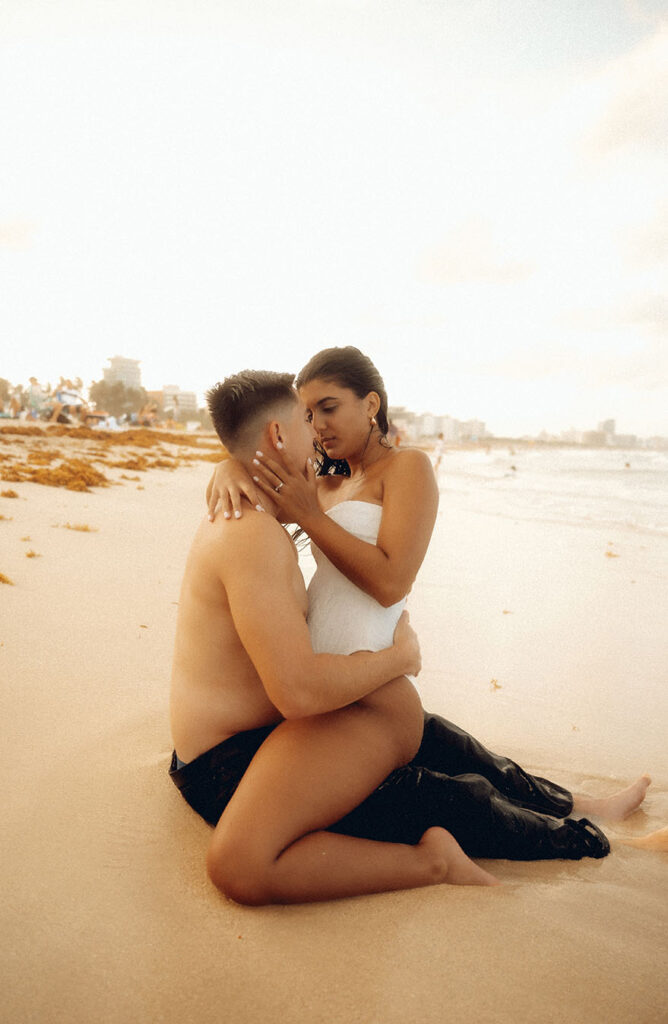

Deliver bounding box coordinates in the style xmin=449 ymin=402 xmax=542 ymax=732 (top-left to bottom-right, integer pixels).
xmin=206 ymin=370 xmax=296 ymax=452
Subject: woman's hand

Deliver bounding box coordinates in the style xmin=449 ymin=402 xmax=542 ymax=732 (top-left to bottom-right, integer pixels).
xmin=206 ymin=459 xmax=265 ymax=521
xmin=251 ymin=448 xmax=320 ymax=525
xmin=392 ymin=610 xmax=421 ymax=678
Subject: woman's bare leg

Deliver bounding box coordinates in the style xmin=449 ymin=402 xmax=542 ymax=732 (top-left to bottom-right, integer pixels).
xmin=207 ymin=681 xmax=498 ymax=904
xmin=573 ymin=775 xmax=651 ymax=821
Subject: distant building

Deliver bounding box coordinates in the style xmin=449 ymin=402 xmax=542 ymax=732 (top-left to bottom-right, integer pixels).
xmin=598 ymin=419 xmax=616 ymax=436
xmin=458 ymin=419 xmax=487 ymax=442
xmin=414 ymin=412 xmax=438 ymax=437
xmin=583 ymin=430 xmax=607 ymax=447
xmin=388 ymin=406 xmax=415 ymax=440
xmin=162 ymin=385 xmax=198 ymax=419
xmin=439 ymin=416 xmax=459 ymax=442
xmin=103 ymin=356 xmax=141 ymax=390
xmin=612 ymin=434 xmax=638 ymax=449
xmin=560 ymin=428 xmax=585 ymax=444
xmin=388 ymin=406 xmax=490 ymax=442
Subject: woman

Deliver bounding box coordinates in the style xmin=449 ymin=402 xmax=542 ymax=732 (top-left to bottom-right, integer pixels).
xmin=207 ymin=346 xmax=656 ymax=862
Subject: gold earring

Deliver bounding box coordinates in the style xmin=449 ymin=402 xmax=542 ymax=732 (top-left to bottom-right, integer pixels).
xmin=370 ymin=416 xmax=377 ymax=426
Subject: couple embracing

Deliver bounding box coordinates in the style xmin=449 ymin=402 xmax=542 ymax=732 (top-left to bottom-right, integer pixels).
xmin=168 ymin=346 xmax=654 ymax=905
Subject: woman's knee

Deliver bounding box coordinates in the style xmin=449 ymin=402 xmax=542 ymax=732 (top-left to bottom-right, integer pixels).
xmin=206 ymin=832 xmax=274 ymax=906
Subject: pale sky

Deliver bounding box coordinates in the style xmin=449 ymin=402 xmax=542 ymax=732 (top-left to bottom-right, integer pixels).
xmin=1 ymin=0 xmax=667 ymax=437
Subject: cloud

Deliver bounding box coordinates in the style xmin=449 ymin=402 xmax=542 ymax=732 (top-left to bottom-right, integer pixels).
xmin=584 ymin=22 xmax=668 ymax=158
xmin=0 ymin=222 xmax=36 ymax=249
xmin=622 ymin=293 xmax=668 ymax=334
xmin=482 ymin=347 xmax=576 ymax=382
xmin=624 ymin=203 xmax=668 ymax=267
xmin=560 ymin=293 xmax=668 ymax=336
xmin=623 ymin=0 xmax=667 ymax=28
xmin=596 ymin=335 xmax=667 ymax=390
xmin=555 ymin=292 xmax=668 ymax=393
xmin=418 ymin=219 xmax=534 ymax=285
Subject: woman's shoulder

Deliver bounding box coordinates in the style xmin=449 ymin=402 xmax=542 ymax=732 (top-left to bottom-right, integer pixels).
xmin=385 ymin=445 xmax=433 ymax=477
xmin=382 ymin=446 xmax=438 ymax=506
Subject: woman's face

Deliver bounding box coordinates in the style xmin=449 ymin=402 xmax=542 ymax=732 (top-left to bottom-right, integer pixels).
xmin=298 ymin=378 xmax=376 ymax=462
xmin=282 ymin=398 xmax=318 ymax=469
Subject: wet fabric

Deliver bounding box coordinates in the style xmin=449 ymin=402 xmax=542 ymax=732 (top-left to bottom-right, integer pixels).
xmin=168 ymin=711 xmax=609 ymax=860
xmin=169 ymin=725 xmax=276 ymax=826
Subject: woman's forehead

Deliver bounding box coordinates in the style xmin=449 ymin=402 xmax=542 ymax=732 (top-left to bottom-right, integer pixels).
xmin=298 ymin=379 xmax=354 ymax=404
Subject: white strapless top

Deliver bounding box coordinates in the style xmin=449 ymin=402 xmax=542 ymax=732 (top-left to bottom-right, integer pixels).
xmin=307 ymin=500 xmax=406 ymax=655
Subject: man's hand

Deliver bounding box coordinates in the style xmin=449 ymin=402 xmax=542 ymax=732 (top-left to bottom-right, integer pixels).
xmin=393 ymin=611 xmax=421 ymax=677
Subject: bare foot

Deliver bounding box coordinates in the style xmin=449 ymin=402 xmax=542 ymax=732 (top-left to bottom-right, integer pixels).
xmin=573 ymin=774 xmax=651 ymax=821
xmin=419 ymin=827 xmax=501 ymax=887
xmin=619 ymin=825 xmax=668 ymax=851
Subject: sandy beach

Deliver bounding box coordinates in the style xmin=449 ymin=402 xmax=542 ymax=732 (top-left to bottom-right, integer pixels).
xmin=2 ymin=427 xmax=667 ymax=1024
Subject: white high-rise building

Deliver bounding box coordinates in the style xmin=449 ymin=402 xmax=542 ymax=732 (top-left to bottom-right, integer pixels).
xmin=162 ymin=386 xmax=198 ymax=417
xmin=439 ymin=416 xmax=459 ymax=441
xmin=103 ymin=356 xmax=141 ymax=390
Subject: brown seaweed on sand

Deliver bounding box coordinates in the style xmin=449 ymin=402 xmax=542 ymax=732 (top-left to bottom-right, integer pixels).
xmin=108 ymin=457 xmax=149 ymax=471
xmin=2 ymin=460 xmax=110 ymax=491
xmin=27 ymin=449 xmax=60 ymax=465
xmin=0 ymin=423 xmax=228 ymax=492
xmin=0 ymin=572 xmax=14 ymax=585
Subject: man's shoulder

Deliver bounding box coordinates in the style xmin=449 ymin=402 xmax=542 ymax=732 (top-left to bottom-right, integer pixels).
xmin=206 ymin=510 xmax=294 ymax=570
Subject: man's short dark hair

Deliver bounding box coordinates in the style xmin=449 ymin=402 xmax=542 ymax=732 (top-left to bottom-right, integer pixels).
xmin=206 ymin=370 xmax=296 ymax=451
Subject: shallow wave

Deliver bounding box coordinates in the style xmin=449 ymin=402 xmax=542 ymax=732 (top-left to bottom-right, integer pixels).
xmin=438 ymin=448 xmax=668 ymax=537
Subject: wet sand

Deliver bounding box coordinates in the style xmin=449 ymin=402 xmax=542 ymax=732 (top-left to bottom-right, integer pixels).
xmin=2 ymin=430 xmax=667 ymax=1023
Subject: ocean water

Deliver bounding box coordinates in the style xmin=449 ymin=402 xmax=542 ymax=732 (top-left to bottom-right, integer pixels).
xmin=435 ymin=446 xmax=668 ymax=537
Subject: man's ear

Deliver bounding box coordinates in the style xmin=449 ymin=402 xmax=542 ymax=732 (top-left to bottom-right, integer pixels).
xmin=267 ymin=420 xmax=285 ymax=451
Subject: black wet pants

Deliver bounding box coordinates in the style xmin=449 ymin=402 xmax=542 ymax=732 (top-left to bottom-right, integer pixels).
xmin=169 ymin=711 xmax=609 ymax=861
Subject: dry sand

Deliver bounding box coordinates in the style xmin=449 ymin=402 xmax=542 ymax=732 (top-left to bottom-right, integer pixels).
xmin=1 ymin=427 xmax=667 ymax=1024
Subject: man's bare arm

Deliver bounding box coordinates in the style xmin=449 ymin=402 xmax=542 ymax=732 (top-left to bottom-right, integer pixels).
xmin=221 ymin=516 xmax=420 ymax=719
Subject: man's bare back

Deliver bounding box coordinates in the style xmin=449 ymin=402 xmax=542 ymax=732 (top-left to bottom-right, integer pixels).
xmin=170 ymin=509 xmax=303 ymax=762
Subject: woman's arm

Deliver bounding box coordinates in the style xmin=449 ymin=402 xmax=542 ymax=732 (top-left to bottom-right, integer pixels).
xmin=255 ymin=448 xmax=438 ymax=607
xmin=206 ymin=459 xmax=265 ymax=520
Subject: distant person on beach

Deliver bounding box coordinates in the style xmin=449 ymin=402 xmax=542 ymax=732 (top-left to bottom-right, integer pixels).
xmin=433 ymin=431 xmax=446 ymax=474
xmin=168 ymin=350 xmax=662 ymax=906
xmin=48 ymin=380 xmax=87 ymax=425
xmin=137 ymin=401 xmax=158 ymax=427
xmin=27 ymin=377 xmax=49 ymax=419
xmin=9 ymin=386 xmax=22 ymax=418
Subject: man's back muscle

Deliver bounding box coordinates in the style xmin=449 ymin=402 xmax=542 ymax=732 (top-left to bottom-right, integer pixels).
xmin=170 ymin=509 xmax=305 ymax=762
